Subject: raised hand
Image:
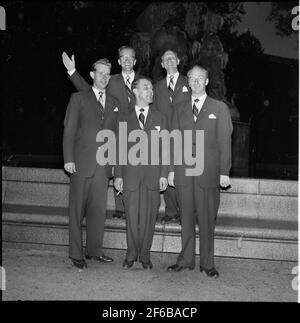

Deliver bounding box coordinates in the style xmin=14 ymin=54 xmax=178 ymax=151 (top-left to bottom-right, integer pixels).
xmin=62 ymin=52 xmax=75 ymax=71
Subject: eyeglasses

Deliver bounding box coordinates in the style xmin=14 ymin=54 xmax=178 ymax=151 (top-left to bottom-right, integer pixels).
xmin=119 ymin=56 xmax=135 ymax=62
xmin=163 ymin=56 xmax=177 ymax=62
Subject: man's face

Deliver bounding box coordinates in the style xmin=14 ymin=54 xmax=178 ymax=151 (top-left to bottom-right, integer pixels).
xmin=188 ymin=67 xmax=208 ymax=96
xmin=90 ymin=63 xmax=111 ymax=90
xmin=161 ymin=50 xmax=180 ymax=74
xmin=133 ymin=79 xmax=153 ymax=105
xmin=118 ymin=48 xmax=136 ymax=73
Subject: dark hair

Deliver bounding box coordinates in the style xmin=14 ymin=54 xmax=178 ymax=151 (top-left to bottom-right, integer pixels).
xmin=91 ymin=58 xmax=112 ymax=71
xmin=118 ymin=46 xmax=136 ymax=58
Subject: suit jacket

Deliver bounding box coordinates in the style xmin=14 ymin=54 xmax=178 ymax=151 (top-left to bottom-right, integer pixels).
xmin=115 ymin=108 xmax=169 ymax=191
xmin=63 ymin=88 xmax=120 ymax=178
xmin=171 ymin=95 xmax=233 ymax=187
xmin=69 ymin=71 xmax=142 ymax=114
xmin=153 ymin=74 xmax=190 ymax=129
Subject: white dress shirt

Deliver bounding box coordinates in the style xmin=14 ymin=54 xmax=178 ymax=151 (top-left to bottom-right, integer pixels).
xmin=135 ymin=105 xmax=149 ymax=129
xmin=192 ymin=93 xmax=207 ymax=121
xmin=92 ymin=86 xmax=106 ymax=108
xmin=122 ymin=71 xmax=135 ymax=88
xmin=167 ymin=71 xmax=179 ymax=90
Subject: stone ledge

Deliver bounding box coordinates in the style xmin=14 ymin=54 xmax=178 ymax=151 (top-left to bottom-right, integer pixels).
xmin=3 ymin=210 xmax=297 ymax=241
xmin=3 ymin=166 xmax=298 ymax=196
xmin=3 ymin=222 xmax=298 ymax=261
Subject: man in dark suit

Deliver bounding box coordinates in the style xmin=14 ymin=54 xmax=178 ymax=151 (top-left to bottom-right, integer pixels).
xmin=114 ymin=77 xmax=168 ymax=269
xmin=167 ymin=65 xmax=233 ymax=278
xmin=153 ymin=49 xmax=190 ymax=225
xmin=62 ymin=46 xmax=140 ymax=219
xmin=63 ymin=58 xmax=119 ymax=269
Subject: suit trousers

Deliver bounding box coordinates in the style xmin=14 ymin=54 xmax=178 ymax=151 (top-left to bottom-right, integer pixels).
xmin=68 ymin=166 xmax=108 ymax=260
xmin=123 ymin=182 xmax=160 ymax=263
xmin=163 ymin=186 xmax=179 ymax=219
xmin=175 ymin=180 xmax=220 ymax=269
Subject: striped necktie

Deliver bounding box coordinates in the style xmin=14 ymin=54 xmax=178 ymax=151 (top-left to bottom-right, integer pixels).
xmin=139 ymin=108 xmax=145 ymax=128
xmin=168 ymin=75 xmax=174 ymax=102
xmin=98 ymin=91 xmax=105 ymax=114
xmin=192 ymin=98 xmax=199 ymax=122
xmin=126 ymin=76 xmax=132 ymax=102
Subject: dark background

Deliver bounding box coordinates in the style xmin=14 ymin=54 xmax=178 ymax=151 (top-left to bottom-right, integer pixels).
xmin=1 ymin=1 xmax=298 ymax=179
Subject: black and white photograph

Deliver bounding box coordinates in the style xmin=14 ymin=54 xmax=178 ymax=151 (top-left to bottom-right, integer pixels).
xmin=1 ymin=0 xmax=299 ymax=309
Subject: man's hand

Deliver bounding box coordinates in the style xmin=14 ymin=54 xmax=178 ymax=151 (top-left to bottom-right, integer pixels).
xmin=114 ymin=177 xmax=123 ymax=194
xmin=220 ymin=175 xmax=230 ymax=188
xmin=62 ymin=52 xmax=75 ymax=71
xmin=160 ymin=177 xmax=168 ymax=191
xmin=64 ymin=162 xmax=76 ymax=174
xmin=168 ymin=172 xmax=175 ymax=187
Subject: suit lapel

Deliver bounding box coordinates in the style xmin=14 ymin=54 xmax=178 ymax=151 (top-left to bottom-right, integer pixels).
xmin=195 ymin=96 xmax=210 ymax=124
xmin=144 ymin=108 xmax=155 ymax=132
xmin=129 ymin=108 xmax=141 ymax=130
xmin=181 ymin=97 xmax=194 ymax=125
xmin=116 ymin=74 xmax=129 ymax=104
xmin=173 ymin=74 xmax=185 ymax=94
xmin=103 ymin=94 xmax=115 ymax=119
xmin=87 ymin=88 xmax=103 ymax=119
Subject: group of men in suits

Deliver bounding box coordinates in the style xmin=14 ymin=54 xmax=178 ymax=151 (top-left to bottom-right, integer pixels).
xmin=62 ymin=46 xmax=233 ymax=277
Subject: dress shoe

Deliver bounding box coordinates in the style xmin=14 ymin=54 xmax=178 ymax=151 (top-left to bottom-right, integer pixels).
xmin=71 ymin=258 xmax=87 ymax=269
xmin=141 ymin=261 xmax=153 ymax=269
xmin=161 ymin=215 xmax=173 ymax=225
xmin=200 ymin=266 xmax=219 ymax=278
xmin=167 ymin=264 xmax=194 ymax=272
xmin=122 ymin=259 xmax=134 ymax=269
xmin=113 ymin=211 xmax=125 ymax=219
xmin=85 ymin=255 xmax=113 ymax=263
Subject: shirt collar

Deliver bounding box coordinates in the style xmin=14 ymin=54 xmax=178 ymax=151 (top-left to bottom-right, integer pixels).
xmin=135 ymin=105 xmax=149 ymax=114
xmin=192 ymin=93 xmax=207 ymax=105
xmin=92 ymin=86 xmax=105 ymax=99
xmin=167 ymin=71 xmax=179 ymax=84
xmin=122 ymin=71 xmax=135 ymax=83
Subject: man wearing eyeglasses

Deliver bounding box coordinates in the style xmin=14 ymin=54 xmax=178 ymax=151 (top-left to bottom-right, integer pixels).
xmin=153 ymin=49 xmax=190 ymax=225
xmin=62 ymin=46 xmax=142 ymax=219
xmin=62 ymin=46 xmax=141 ymax=114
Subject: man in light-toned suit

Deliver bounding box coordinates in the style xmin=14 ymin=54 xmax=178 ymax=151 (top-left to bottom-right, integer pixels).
xmin=167 ymin=65 xmax=233 ymax=278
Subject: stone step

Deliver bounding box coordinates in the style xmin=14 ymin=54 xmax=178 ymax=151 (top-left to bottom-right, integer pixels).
xmin=2 ymin=167 xmax=298 ymax=261
xmin=2 ymin=204 xmax=298 ymax=261
xmin=3 ymin=179 xmax=298 ymax=222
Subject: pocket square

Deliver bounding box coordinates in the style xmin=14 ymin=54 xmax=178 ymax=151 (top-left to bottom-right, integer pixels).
xmin=209 ymin=114 xmax=216 ymax=119
xmin=113 ymin=107 xmax=119 ymax=112
xmin=182 ymin=86 xmax=189 ymax=92
xmin=155 ymin=126 xmax=161 ymax=132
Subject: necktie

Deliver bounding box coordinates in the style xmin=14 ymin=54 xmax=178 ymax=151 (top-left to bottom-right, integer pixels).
xmin=126 ymin=76 xmax=132 ymax=102
xmin=168 ymin=75 xmax=174 ymax=102
xmin=168 ymin=75 xmax=174 ymax=92
xmin=139 ymin=108 xmax=145 ymax=128
xmin=98 ymin=91 xmax=105 ymax=114
xmin=193 ymin=98 xmax=199 ymax=121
